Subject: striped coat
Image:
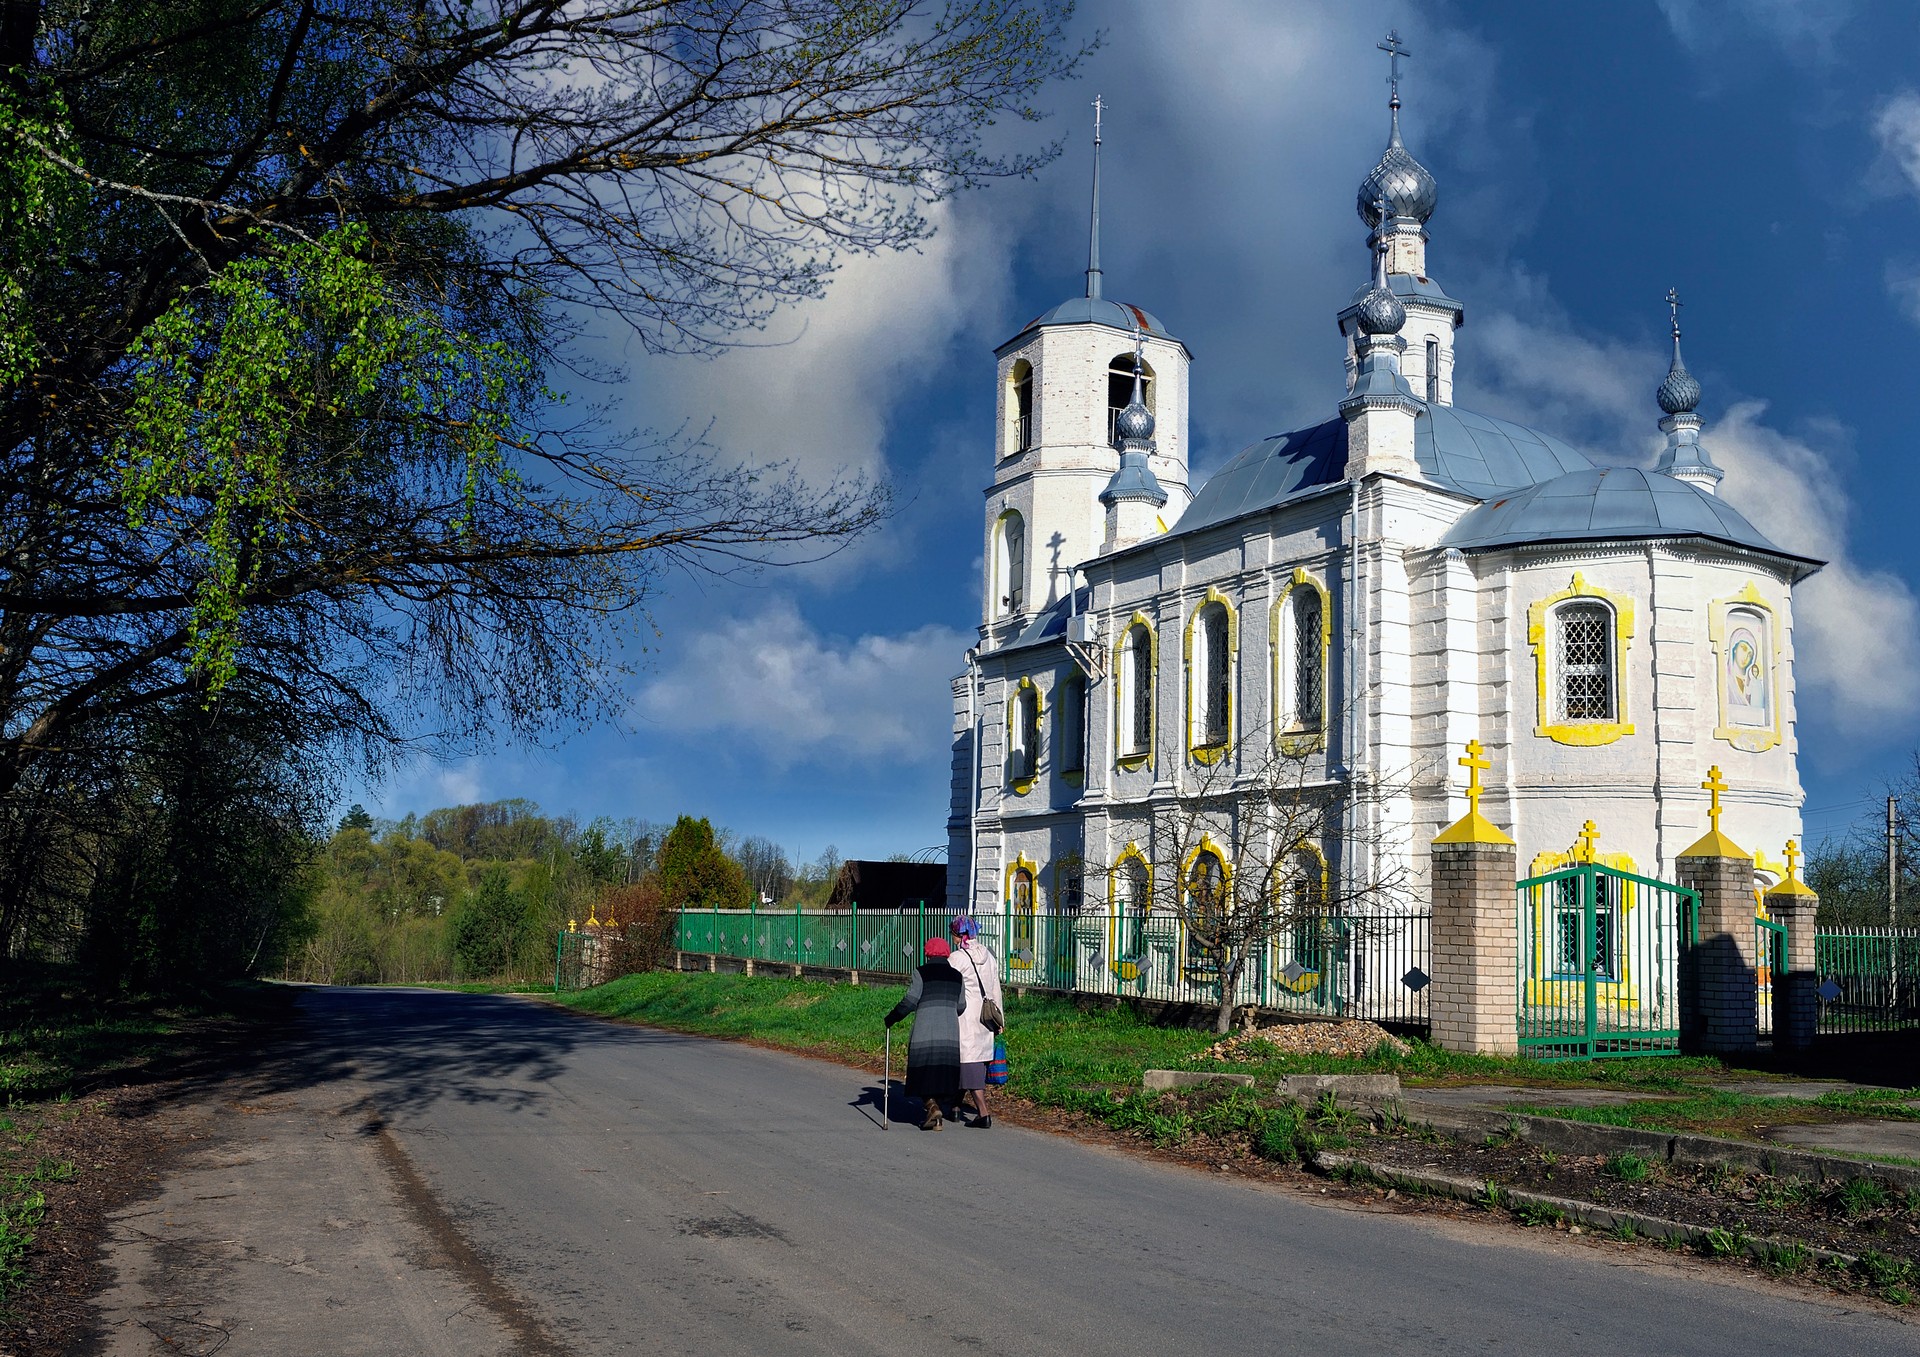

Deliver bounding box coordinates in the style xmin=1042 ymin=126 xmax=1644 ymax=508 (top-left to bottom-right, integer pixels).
xmin=885 ymin=961 xmax=968 ymax=1099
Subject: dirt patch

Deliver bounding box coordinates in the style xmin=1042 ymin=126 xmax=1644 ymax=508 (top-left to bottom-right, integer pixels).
xmin=1199 ymin=1019 xmax=1409 ymax=1062
xmin=0 ymin=1085 xmax=170 ymax=1355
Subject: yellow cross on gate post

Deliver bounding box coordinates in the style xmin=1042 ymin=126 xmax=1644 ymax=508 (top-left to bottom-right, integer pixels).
xmin=1575 ymin=820 xmax=1600 ymax=864
xmin=1460 ymin=738 xmax=1492 ymax=816
xmin=1784 ymin=837 xmax=1802 ymax=883
xmin=1702 ymin=764 xmax=1729 ymax=834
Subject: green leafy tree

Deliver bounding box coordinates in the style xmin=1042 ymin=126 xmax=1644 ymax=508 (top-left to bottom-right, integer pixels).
xmin=451 ymin=866 xmax=531 ymax=979
xmin=0 ymin=1 xmax=1079 ymax=980
xmin=657 ymin=816 xmax=753 ymax=910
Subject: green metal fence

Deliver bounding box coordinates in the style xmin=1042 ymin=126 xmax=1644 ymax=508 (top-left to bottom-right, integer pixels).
xmin=1814 ymin=928 xmax=1920 ymax=1033
xmin=672 ymin=902 xmax=1434 ymax=1028
xmin=1516 ymin=863 xmax=1695 ymax=1060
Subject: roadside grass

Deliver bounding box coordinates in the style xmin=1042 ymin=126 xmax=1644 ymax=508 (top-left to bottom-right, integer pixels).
xmin=558 ymin=971 xmax=1752 ymax=1125
xmin=1508 ymin=1085 xmax=1920 ymax=1141
xmin=1 ymin=965 xmax=206 ymax=1105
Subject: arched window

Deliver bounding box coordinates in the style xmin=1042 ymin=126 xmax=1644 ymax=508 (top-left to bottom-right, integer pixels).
xmin=1291 ymin=589 xmax=1323 ymax=730
xmin=1007 ymin=678 xmax=1041 ymax=792
xmin=1285 ymin=849 xmax=1326 ymax=964
xmin=1183 ymin=847 xmax=1226 ymax=979
xmin=1557 ymin=601 xmax=1615 ymax=724
xmin=1117 ymin=622 xmax=1153 ymax=761
xmin=1191 ymin=602 xmax=1232 ymax=750
xmin=994 ymin=511 xmax=1026 ymax=617
xmin=1106 ymin=353 xmax=1153 ymax=445
xmin=1055 ymin=857 xmax=1084 ymax=912
xmin=1008 ymin=359 xmax=1034 ymax=455
xmin=1114 ymin=854 xmax=1150 ymax=958
xmin=1057 ymin=671 xmax=1087 ymax=778
xmin=1425 ymin=338 xmax=1439 ymax=403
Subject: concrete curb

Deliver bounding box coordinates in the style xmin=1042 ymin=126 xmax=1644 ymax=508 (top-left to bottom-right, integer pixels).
xmin=1143 ymin=1069 xmax=1255 ymax=1091
xmin=1311 ymin=1150 xmax=1858 ymax=1271
xmin=1385 ymin=1096 xmax=1920 ymax=1193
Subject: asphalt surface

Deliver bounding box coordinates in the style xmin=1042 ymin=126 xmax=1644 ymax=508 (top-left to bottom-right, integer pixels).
xmin=99 ymin=987 xmax=1920 ymax=1355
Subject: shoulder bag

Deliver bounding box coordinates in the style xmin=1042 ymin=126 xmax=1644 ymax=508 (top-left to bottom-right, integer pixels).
xmin=962 ymin=949 xmax=1005 ymax=1033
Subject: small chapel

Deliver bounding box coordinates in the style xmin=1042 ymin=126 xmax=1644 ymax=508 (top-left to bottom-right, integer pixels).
xmin=944 ymin=36 xmax=1823 ymax=954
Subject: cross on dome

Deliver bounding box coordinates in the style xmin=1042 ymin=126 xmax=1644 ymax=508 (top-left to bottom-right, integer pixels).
xmin=1378 ymin=29 xmax=1411 ymax=107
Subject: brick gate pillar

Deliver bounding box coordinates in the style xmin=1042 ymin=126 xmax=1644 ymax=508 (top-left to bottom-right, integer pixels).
xmin=1676 ymin=765 xmax=1758 ymax=1057
xmin=1763 ymin=839 xmax=1820 ymax=1055
xmin=1429 ymin=741 xmax=1519 ymax=1056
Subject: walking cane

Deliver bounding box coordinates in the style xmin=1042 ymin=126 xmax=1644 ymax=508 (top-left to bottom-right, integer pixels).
xmin=882 ymin=1024 xmax=891 ymax=1131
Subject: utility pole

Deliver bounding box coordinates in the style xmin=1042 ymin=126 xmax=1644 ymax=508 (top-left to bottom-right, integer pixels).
xmin=1890 ymin=795 xmax=1900 ymax=929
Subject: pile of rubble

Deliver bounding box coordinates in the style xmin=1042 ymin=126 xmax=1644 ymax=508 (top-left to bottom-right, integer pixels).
xmin=1199 ymin=1019 xmax=1409 ymax=1063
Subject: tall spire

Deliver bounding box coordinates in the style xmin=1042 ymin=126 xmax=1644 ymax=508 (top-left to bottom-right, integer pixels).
xmin=1653 ymin=287 xmax=1723 ymax=495
xmin=1085 ymin=94 xmax=1104 ymax=300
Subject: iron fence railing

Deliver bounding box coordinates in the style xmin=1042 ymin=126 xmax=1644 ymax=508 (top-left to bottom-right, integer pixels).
xmin=672 ymin=902 xmax=1433 ymax=1028
xmin=1814 ymin=927 xmax=1920 ymax=1033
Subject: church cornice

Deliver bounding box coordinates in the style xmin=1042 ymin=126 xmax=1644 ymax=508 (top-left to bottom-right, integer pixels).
xmin=1422 ymin=535 xmax=1804 ymax=584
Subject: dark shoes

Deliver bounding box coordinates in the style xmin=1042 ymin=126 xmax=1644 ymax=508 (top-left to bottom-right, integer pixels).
xmin=970 ymin=1115 xmax=993 ymax=1130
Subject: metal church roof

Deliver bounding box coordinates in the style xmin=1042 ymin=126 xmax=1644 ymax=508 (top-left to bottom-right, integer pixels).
xmin=1440 ymin=465 xmax=1822 ymax=571
xmin=1171 ymin=404 xmax=1596 ymax=537
xmin=997 ymin=296 xmax=1186 ymax=355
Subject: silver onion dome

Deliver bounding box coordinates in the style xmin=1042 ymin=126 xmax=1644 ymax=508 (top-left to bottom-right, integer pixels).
xmin=1357 ymin=105 xmax=1438 ymax=229
xmin=1355 ymin=283 xmax=1406 ymax=336
xmin=1114 ymin=393 xmax=1154 ymax=448
xmin=1657 ymin=339 xmax=1701 ymax=415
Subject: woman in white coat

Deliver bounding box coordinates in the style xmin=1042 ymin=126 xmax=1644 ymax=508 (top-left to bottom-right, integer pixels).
xmin=947 ymin=914 xmax=1004 ymax=1128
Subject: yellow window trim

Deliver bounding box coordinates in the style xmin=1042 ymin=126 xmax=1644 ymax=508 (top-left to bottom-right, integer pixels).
xmin=1183 ymin=588 xmax=1239 ymax=765
xmin=1006 ymin=675 xmax=1044 ymax=796
xmin=1179 ymin=835 xmax=1232 ymax=981
xmin=1524 ymin=846 xmax=1645 ymax=1007
xmin=1271 ymin=841 xmax=1329 ymax=992
xmin=1272 ymin=567 xmax=1331 ymax=755
xmin=1707 ymin=580 xmax=1782 ymax=754
xmin=1527 ymin=573 xmax=1636 ymax=747
xmin=1005 ymin=853 xmax=1039 ymax=970
xmin=1112 ymin=612 xmax=1157 ymax=771
xmin=1107 ymin=842 xmax=1155 ymax=978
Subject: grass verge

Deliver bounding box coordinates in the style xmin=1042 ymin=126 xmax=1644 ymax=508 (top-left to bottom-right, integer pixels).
xmin=1509 ymin=1084 xmax=1920 ymax=1143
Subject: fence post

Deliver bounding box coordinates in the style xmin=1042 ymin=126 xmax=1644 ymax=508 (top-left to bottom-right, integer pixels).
xmin=1764 ymin=841 xmax=1819 ymax=1054
xmin=849 ymin=900 xmax=859 ymax=985
xmin=1427 ymin=741 xmax=1518 ymax=1055
xmin=1676 ymin=766 xmax=1759 ymax=1056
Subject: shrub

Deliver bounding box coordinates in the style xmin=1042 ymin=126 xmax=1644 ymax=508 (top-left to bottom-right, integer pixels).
xmin=1603 ymin=1152 xmax=1650 ymax=1183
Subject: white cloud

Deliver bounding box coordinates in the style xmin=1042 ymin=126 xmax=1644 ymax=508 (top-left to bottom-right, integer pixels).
xmin=630 ymin=599 xmax=969 ymax=771
xmin=623 ymin=195 xmax=1011 ymax=487
xmin=1873 ymin=90 xmax=1920 ymax=193
xmin=1658 ymin=0 xmax=1857 ymax=56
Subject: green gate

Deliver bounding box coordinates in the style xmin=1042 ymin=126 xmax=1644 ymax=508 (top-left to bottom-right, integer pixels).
xmin=1755 ymin=915 xmax=1787 ymax=1036
xmin=1517 ymin=862 xmax=1696 ymax=1060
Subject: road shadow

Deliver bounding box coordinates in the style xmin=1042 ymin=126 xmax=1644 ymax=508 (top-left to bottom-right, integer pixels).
xmin=849 ymin=1077 xmax=905 ymax=1130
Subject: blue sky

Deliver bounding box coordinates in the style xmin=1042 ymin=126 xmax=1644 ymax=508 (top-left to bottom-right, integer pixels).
xmin=352 ymin=0 xmax=1920 ymax=859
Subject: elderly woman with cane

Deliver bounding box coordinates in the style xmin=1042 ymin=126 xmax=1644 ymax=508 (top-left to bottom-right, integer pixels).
xmin=884 ymin=937 xmax=968 ymax=1131
xmin=947 ymin=914 xmax=1004 ymax=1128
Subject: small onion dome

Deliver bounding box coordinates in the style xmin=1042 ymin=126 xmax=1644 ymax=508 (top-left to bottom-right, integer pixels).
xmin=1355 ymin=283 xmax=1406 ymax=336
xmin=1357 ymin=106 xmax=1438 ymax=228
xmin=1657 ymin=344 xmax=1701 ymax=416
xmin=1114 ymin=393 xmax=1155 ymax=448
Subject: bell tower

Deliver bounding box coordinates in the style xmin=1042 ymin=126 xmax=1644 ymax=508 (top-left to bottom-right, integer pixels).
xmin=982 ymin=98 xmax=1191 ymax=640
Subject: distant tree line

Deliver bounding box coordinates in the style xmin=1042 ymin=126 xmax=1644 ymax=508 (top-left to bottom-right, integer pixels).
xmin=286 ymin=801 xmax=860 ymax=986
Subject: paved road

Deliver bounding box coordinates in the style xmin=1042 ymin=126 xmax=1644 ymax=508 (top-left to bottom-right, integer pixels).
xmin=101 ymin=987 xmax=1920 ymax=1355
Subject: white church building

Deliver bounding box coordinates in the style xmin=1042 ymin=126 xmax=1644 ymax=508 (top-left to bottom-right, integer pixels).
xmin=945 ymin=53 xmax=1821 ymax=996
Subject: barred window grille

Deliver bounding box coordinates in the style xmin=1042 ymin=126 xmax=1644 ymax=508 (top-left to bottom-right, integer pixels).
xmin=1551 ymin=875 xmax=1618 ymax=979
xmin=1127 ymin=627 xmax=1153 ymax=754
xmin=1293 ymin=590 xmax=1323 ymax=730
xmin=1199 ymin=605 xmax=1230 ymax=745
xmin=1558 ymin=603 xmax=1614 ymax=723
xmin=1013 ymin=366 xmax=1034 ymax=452
xmin=1288 ymin=850 xmax=1324 ymax=959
